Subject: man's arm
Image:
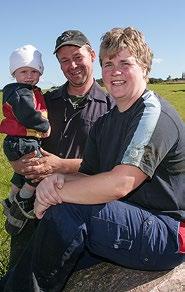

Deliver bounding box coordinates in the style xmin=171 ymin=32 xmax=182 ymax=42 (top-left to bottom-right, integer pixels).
xmin=34 ymin=164 xmax=148 ymax=218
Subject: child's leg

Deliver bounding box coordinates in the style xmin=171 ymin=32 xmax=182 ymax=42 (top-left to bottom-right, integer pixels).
xmin=3 ymin=183 xmax=36 ymax=236
xmin=8 ymin=183 xmax=20 ymax=203
xmin=4 ymin=190 xmax=36 ymax=236
xmin=18 ymin=183 xmax=35 ymax=200
xmin=2 ymin=137 xmax=39 ymax=236
xmin=13 ymin=183 xmax=36 ymax=219
xmin=1 ymin=183 xmax=20 ymax=218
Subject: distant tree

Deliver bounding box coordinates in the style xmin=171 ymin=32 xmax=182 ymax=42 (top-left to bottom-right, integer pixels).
xmin=96 ymin=78 xmax=104 ymax=86
xmin=166 ymin=75 xmax=171 ymax=81
xmin=149 ymin=78 xmax=163 ymax=84
xmin=50 ymin=86 xmax=59 ymax=89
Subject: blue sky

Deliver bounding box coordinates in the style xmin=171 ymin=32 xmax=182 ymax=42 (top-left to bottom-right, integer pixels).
xmin=1 ymin=0 xmax=185 ymax=89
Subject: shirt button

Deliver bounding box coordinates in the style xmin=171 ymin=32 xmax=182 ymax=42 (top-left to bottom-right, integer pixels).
xmin=144 ymin=258 xmax=148 ymax=262
xmin=113 ymin=244 xmax=119 ymax=249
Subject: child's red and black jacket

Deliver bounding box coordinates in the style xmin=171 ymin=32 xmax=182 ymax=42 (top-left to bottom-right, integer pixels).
xmin=0 ymin=83 xmax=50 ymax=138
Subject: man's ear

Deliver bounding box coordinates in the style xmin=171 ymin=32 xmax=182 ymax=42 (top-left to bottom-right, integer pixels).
xmin=91 ymin=49 xmax=96 ymax=62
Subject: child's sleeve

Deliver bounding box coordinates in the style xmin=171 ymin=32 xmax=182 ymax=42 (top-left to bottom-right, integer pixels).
xmin=9 ymin=87 xmax=50 ymax=134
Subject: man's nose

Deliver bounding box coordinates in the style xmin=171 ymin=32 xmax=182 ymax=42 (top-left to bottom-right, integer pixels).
xmin=70 ymin=61 xmax=78 ymax=68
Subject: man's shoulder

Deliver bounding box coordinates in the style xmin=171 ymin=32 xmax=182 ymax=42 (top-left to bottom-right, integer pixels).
xmin=91 ymin=81 xmax=108 ymax=98
xmin=44 ymin=83 xmax=67 ymax=101
xmin=90 ymin=81 xmax=115 ymax=106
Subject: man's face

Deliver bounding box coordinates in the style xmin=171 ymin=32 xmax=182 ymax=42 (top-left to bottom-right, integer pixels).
xmin=56 ymin=45 xmax=96 ymax=88
xmin=102 ymin=48 xmax=146 ymax=110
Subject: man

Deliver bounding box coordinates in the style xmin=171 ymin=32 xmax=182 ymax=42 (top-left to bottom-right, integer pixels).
xmin=3 ymin=27 xmax=185 ymax=291
xmin=10 ymin=30 xmax=114 ymax=179
xmin=4 ymin=30 xmax=114 ymax=268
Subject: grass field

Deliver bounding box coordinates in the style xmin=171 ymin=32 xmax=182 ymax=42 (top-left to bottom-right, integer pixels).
xmin=0 ymin=82 xmax=185 ymax=275
xmin=0 ymin=102 xmax=12 ymax=275
xmin=148 ymin=83 xmax=185 ymax=120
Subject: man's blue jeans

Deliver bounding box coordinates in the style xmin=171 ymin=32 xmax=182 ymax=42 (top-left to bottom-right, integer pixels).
xmin=4 ymin=201 xmax=185 ymax=291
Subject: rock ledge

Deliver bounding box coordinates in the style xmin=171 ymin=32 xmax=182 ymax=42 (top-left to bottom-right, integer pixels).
xmin=64 ymin=262 xmax=185 ymax=291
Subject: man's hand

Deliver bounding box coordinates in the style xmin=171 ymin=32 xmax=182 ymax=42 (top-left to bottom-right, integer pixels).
xmin=24 ymin=149 xmax=63 ymax=182
xmin=10 ymin=151 xmax=38 ymax=175
xmin=11 ymin=149 xmax=64 ymax=182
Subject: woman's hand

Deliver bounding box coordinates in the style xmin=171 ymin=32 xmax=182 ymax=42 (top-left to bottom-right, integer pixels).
xmin=36 ymin=173 xmax=65 ymax=206
xmin=34 ymin=198 xmax=49 ymax=219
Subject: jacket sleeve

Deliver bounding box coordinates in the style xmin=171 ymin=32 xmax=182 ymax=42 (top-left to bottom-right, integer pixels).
xmin=8 ymin=87 xmax=50 ymax=133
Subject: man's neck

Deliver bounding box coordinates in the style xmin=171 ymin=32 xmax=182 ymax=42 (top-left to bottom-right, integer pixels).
xmin=67 ymin=78 xmax=94 ymax=96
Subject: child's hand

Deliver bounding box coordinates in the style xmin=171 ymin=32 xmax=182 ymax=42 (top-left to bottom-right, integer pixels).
xmin=42 ymin=126 xmax=51 ymax=138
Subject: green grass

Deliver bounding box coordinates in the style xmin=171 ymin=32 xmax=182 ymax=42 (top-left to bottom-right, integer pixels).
xmin=0 ymin=83 xmax=185 ymax=276
xmin=148 ymin=83 xmax=185 ymax=121
xmin=0 ymin=99 xmax=12 ymax=274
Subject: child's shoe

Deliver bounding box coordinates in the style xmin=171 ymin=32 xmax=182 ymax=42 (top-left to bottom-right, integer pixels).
xmin=1 ymin=198 xmax=12 ymax=217
xmin=12 ymin=194 xmax=36 ymax=220
xmin=2 ymin=194 xmax=36 ymax=236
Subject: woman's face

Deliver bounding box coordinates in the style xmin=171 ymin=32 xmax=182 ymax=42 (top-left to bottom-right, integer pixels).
xmin=102 ymin=48 xmax=146 ymax=111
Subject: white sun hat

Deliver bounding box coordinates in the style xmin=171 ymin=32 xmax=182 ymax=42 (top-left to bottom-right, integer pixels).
xmin=9 ymin=44 xmax=44 ymax=76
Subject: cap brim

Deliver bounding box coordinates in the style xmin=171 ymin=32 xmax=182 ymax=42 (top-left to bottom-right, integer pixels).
xmin=53 ymin=41 xmax=83 ymax=54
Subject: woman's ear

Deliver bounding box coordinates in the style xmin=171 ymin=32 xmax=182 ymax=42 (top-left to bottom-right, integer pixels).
xmin=143 ymin=68 xmax=147 ymax=78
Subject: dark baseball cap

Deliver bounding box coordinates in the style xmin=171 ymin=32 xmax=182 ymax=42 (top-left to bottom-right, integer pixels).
xmin=54 ymin=30 xmax=91 ymax=54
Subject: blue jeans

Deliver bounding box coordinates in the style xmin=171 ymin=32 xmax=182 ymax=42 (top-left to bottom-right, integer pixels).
xmin=3 ymin=136 xmax=42 ymax=187
xmin=4 ymin=201 xmax=185 ymax=291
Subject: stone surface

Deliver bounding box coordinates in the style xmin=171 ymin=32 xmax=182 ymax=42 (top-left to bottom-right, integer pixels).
xmin=64 ymin=262 xmax=185 ymax=292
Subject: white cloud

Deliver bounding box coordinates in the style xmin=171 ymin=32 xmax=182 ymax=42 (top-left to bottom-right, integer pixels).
xmin=153 ymin=58 xmax=163 ymax=64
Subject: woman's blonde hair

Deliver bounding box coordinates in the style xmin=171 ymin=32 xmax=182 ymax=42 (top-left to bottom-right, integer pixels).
xmin=99 ymin=27 xmax=153 ymax=79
